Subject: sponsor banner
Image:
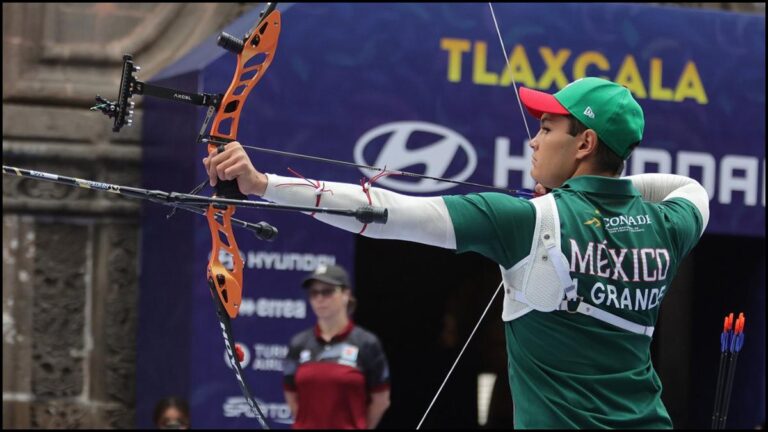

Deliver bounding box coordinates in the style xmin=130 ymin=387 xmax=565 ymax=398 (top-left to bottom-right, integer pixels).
xmin=222 ymin=396 xmax=294 ymax=425
xmin=137 ymin=3 xmax=764 ymax=429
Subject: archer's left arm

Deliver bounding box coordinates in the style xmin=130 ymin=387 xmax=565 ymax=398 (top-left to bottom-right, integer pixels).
xmin=262 ymin=173 xmax=458 ymax=249
xmin=203 ymin=141 xmax=457 ymax=248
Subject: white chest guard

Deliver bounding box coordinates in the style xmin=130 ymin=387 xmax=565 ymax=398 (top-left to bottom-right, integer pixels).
xmin=500 ymin=194 xmax=572 ymax=320
xmin=500 ymin=194 xmax=655 ymax=337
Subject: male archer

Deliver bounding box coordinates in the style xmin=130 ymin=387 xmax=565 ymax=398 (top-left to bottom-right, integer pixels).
xmin=203 ymin=77 xmax=709 ymax=428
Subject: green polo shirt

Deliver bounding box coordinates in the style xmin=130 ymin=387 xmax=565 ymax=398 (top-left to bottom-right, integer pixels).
xmin=442 ymin=175 xmax=704 ymax=429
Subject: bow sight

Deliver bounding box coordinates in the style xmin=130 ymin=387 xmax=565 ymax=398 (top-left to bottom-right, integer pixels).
xmin=91 ymin=54 xmax=222 ymax=133
xmin=91 ymin=2 xmax=280 ymax=137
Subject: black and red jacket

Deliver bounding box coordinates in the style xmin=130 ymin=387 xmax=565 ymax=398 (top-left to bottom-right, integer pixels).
xmin=283 ymin=321 xmax=390 ymax=429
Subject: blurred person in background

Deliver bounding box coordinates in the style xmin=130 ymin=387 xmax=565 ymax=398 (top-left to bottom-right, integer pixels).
xmin=153 ymin=397 xmax=190 ymax=429
xmin=283 ymin=264 xmax=391 ymax=429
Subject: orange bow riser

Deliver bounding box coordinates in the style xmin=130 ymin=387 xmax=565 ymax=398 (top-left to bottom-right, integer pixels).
xmin=206 ymin=5 xmax=281 ymax=319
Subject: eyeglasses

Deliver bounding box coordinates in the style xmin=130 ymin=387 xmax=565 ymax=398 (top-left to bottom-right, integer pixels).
xmin=308 ymin=286 xmax=341 ymax=299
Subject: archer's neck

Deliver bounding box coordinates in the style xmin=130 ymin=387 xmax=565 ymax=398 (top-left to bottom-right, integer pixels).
xmin=571 ymin=163 xmax=619 ymax=180
xmin=317 ymin=314 xmax=350 ymax=341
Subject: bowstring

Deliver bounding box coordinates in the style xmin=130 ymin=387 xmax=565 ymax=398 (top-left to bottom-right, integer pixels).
xmin=415 ymin=4 xmax=534 ymax=428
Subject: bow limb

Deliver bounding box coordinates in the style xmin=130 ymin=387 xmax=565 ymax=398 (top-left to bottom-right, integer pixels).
xmin=209 ymin=7 xmax=281 ymax=145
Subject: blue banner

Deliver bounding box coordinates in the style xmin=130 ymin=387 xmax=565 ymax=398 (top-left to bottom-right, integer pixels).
xmin=138 ymin=3 xmax=764 ymax=429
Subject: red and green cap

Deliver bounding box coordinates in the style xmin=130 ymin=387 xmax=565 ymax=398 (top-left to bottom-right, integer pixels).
xmin=519 ymin=77 xmax=644 ymax=160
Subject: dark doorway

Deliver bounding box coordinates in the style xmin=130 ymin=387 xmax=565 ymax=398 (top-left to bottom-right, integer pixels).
xmin=353 ymin=235 xmax=512 ymax=429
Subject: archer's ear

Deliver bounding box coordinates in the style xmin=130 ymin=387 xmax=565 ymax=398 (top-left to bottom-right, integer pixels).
xmin=576 ymin=129 xmax=600 ymax=160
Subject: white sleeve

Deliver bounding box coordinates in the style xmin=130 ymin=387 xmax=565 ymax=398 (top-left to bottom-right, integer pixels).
xmin=624 ymin=173 xmax=710 ymax=236
xmin=261 ymin=173 xmax=457 ymax=249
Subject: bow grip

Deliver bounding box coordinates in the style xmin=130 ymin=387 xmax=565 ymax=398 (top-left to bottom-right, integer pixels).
xmin=209 ymin=138 xmax=247 ymax=200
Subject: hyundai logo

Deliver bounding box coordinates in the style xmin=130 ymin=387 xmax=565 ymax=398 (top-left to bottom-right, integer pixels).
xmin=353 ymin=121 xmax=477 ymax=193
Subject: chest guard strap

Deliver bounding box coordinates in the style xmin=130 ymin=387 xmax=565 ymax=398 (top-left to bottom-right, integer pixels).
xmin=501 ymin=194 xmax=655 ymax=337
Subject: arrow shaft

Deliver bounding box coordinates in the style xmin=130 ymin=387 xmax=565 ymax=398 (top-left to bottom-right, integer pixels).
xmin=235 ymin=144 xmax=532 ymax=197
xmin=2 ymin=165 xmax=385 ymax=224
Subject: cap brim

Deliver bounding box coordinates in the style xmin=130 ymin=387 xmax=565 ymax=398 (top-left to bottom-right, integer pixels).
xmin=302 ymin=276 xmax=343 ymax=288
xmin=519 ymin=87 xmax=570 ymax=119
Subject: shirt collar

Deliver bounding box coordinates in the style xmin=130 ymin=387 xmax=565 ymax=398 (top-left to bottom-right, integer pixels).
xmin=560 ymin=175 xmax=640 ymax=197
xmin=314 ymin=320 xmax=355 ymax=343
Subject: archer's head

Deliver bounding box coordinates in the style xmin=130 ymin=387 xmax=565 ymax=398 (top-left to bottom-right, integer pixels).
xmin=519 ymin=77 xmax=644 ymax=189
